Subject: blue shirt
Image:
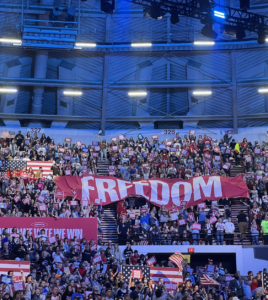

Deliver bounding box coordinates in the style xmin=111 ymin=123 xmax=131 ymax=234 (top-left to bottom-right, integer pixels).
xmin=140 ymin=213 xmax=151 ymax=225
xmin=71 ymin=293 xmax=83 ymax=300
xmin=198 ymin=209 xmax=207 ymax=222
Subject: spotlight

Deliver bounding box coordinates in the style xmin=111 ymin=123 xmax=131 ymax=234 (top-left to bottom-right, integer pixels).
xmin=101 ymin=0 xmax=115 ymax=14
xmin=198 ymin=0 xmax=210 ymax=12
xmin=257 ymin=28 xmax=266 ymax=45
xmin=239 ymin=0 xmax=250 ymax=10
xmin=144 ymin=4 xmax=165 ymax=20
xmin=201 ymin=24 xmax=218 ymax=40
xmin=236 ymin=27 xmax=246 ymax=41
xmin=214 ymin=10 xmax=225 ymax=19
xmin=170 ymin=11 xmax=179 ymax=25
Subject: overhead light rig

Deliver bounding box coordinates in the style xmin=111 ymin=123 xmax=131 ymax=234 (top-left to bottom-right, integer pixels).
xmin=124 ymin=0 xmax=268 ymax=43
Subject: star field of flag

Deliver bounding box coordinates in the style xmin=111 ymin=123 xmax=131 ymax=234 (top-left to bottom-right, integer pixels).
xmin=263 ymin=272 xmax=268 ymax=290
xmin=5 ymin=160 xmax=27 ymax=171
xmin=122 ymin=265 xmax=150 ymax=282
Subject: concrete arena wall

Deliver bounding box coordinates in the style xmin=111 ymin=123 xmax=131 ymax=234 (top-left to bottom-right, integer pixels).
xmin=119 ymin=245 xmax=267 ymax=275
xmin=1 ymin=126 xmax=268 ymax=145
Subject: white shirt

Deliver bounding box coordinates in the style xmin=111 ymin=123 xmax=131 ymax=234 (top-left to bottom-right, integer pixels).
xmin=224 ymin=222 xmax=235 ymax=233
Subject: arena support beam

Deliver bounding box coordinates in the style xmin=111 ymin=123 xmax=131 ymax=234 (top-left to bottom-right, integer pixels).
xmin=100 ymin=15 xmax=112 ymax=135
xmin=1 ymin=113 xmax=268 ymax=124
xmin=231 ymin=50 xmax=238 ymax=134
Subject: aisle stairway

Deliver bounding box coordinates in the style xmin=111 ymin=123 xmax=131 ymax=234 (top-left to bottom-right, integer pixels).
xmin=230 ymin=162 xmax=245 ymax=177
xmin=96 ymin=159 xmax=118 ymax=243
xmin=231 ymin=201 xmax=251 ymax=245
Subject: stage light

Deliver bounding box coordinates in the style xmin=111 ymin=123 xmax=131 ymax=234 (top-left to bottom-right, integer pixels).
xmin=194 ymin=41 xmax=215 ymax=45
xmin=236 ymin=27 xmax=246 ymax=40
xmin=101 ymin=0 xmax=115 ymax=14
xmin=258 ymin=89 xmax=268 ymax=93
xmin=0 ymin=88 xmax=17 ymax=93
xmin=214 ymin=10 xmax=225 ymax=19
xmin=131 ymin=43 xmax=152 ymax=47
xmin=201 ymin=24 xmax=218 ymax=40
xmin=257 ymin=28 xmax=266 ymax=45
xmin=75 ymin=43 xmax=96 ymax=47
xmin=198 ymin=0 xmax=210 ymax=12
xmin=128 ymin=92 xmax=148 ymax=96
xmin=188 ymin=248 xmax=195 ymax=253
xmin=193 ymin=91 xmax=212 ymax=96
xmin=170 ymin=11 xmax=179 ymax=24
xmin=144 ymin=4 xmax=165 ymax=20
xmin=239 ymin=0 xmax=250 ymax=10
xmin=63 ymin=91 xmax=82 ymax=96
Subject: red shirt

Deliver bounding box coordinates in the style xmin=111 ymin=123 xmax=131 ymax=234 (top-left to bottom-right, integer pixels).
xmin=251 ymin=282 xmax=258 ymax=291
xmin=117 ymin=205 xmax=127 ymax=215
xmin=131 ymin=254 xmax=140 ymax=265
xmin=203 ymin=138 xmax=211 ymax=146
xmin=79 ymin=267 xmax=86 ymax=276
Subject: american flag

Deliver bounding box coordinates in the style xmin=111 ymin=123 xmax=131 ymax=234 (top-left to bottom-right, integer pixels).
xmin=150 ymin=267 xmax=183 ymax=285
xmin=263 ymin=271 xmax=268 ymax=290
xmin=27 ymin=161 xmax=53 ymax=176
xmin=0 ymin=260 xmax=30 ymax=280
xmin=5 ymin=161 xmax=53 ymax=176
xmin=200 ymin=274 xmax=220 ymax=286
xmin=5 ymin=160 xmax=27 ymax=171
xmin=122 ymin=265 xmax=150 ymax=283
xmin=169 ymin=251 xmax=185 ymax=271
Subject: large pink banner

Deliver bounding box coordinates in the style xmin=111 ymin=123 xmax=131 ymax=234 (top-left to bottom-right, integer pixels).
xmin=0 ymin=218 xmax=97 ymax=241
xmin=55 ymin=175 xmax=249 ymax=209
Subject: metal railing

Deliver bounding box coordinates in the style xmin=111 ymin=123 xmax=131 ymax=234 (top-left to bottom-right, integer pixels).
xmin=117 ymin=231 xmax=268 ymax=245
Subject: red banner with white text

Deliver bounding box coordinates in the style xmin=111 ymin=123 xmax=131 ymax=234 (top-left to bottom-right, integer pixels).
xmin=55 ymin=175 xmax=249 ymax=209
xmin=0 ymin=218 xmax=97 ymax=241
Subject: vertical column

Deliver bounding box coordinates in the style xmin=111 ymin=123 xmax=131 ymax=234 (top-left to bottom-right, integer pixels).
xmin=167 ymin=60 xmax=170 ymax=114
xmin=1 ymin=59 xmax=22 ymax=127
xmin=31 ymin=50 xmax=48 ymax=114
xmin=57 ymin=61 xmax=75 ymax=116
xmin=264 ymin=62 xmax=268 ymax=112
xmin=1 ymin=59 xmax=21 ymax=114
xmin=100 ymin=14 xmax=112 ymax=135
xmin=231 ymin=50 xmax=238 ymax=134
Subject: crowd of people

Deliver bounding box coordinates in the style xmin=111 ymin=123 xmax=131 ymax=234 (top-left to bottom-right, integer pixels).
xmin=0 ymin=129 xmax=268 ymax=299
xmin=0 ymin=130 xmax=268 ymax=243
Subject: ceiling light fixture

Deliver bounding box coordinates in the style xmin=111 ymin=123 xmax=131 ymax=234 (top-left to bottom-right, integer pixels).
xmin=0 ymin=88 xmax=17 ymax=93
xmin=194 ymin=41 xmax=215 ymax=45
xmin=0 ymin=38 xmax=22 ymax=44
xmin=193 ymin=91 xmax=212 ymax=96
xmin=128 ymin=92 xmax=148 ymax=96
xmin=131 ymin=43 xmax=152 ymax=47
xmin=258 ymin=89 xmax=268 ymax=93
xmin=63 ymin=91 xmax=82 ymax=96
xmin=75 ymin=43 xmax=96 ymax=47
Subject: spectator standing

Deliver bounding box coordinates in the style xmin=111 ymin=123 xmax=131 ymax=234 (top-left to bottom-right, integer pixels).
xmin=250 ymin=219 xmax=260 ymax=245
xmin=224 ymin=217 xmax=235 ymax=245
xmin=237 ymin=210 xmax=249 ymax=241
xmin=216 ymin=218 xmax=224 ymax=245
xmin=261 ymin=213 xmax=268 ymax=245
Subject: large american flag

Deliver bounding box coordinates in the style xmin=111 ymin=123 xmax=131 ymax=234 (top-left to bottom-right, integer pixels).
xmin=169 ymin=251 xmax=185 ymax=271
xmin=27 ymin=161 xmax=53 ymax=176
xmin=5 ymin=161 xmax=53 ymax=176
xmin=150 ymin=267 xmax=183 ymax=285
xmin=263 ymin=271 xmax=268 ymax=290
xmin=0 ymin=260 xmax=30 ymax=280
xmin=5 ymin=160 xmax=26 ymax=171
